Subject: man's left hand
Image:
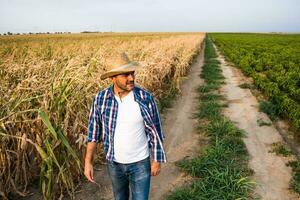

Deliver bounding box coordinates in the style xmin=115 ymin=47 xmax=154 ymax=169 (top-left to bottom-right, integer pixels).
xmin=151 ymin=161 xmax=161 ymax=176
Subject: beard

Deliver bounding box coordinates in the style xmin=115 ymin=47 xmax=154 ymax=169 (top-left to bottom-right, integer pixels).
xmin=115 ymin=80 xmax=135 ymax=92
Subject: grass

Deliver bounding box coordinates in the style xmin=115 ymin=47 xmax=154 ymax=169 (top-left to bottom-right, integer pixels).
xmin=256 ymin=118 xmax=272 ymax=127
xmin=259 ymin=100 xmax=280 ymax=120
xmin=197 ymin=83 xmax=220 ymax=93
xmin=239 ymin=83 xmax=253 ymax=89
xmin=287 ymin=160 xmax=300 ymax=194
xmin=167 ymin=36 xmax=254 ymax=200
xmin=199 ymin=93 xmax=223 ymax=102
xmin=196 ymin=101 xmax=222 ymax=120
xmin=207 ymin=118 xmax=244 ymax=138
xmin=269 ymin=142 xmax=292 ymax=157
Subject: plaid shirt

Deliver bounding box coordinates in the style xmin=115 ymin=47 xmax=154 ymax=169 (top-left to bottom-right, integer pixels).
xmin=87 ymin=85 xmax=167 ymax=163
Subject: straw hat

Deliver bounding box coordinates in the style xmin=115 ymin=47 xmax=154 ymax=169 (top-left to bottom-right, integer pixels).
xmin=100 ymin=52 xmax=140 ymax=80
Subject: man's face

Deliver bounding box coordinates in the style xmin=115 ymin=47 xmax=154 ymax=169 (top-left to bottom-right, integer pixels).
xmin=111 ymin=71 xmax=135 ymax=92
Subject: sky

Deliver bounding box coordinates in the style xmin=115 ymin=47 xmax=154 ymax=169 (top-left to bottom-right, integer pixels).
xmin=0 ymin=0 xmax=300 ymax=34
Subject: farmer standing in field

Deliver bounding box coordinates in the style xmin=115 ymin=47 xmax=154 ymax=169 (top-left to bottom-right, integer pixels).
xmin=84 ymin=52 xmax=167 ymax=200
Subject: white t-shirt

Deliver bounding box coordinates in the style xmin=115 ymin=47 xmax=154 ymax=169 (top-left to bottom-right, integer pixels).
xmin=113 ymin=91 xmax=149 ymax=163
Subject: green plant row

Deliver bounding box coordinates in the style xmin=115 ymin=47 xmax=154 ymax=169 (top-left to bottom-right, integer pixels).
xmin=167 ymin=36 xmax=254 ymax=200
xmin=209 ymin=33 xmax=300 ymax=131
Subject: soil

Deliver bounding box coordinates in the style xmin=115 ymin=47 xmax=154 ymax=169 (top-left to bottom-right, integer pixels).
xmin=215 ymin=46 xmax=299 ymax=200
xmin=75 ymin=43 xmax=206 ymax=200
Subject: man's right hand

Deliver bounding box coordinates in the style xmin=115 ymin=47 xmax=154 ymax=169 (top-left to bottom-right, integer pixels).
xmin=84 ymin=142 xmax=97 ymax=183
xmin=84 ymin=162 xmax=96 ymax=183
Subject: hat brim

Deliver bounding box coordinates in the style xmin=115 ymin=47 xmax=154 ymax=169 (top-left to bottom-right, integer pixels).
xmin=100 ymin=62 xmax=141 ymax=80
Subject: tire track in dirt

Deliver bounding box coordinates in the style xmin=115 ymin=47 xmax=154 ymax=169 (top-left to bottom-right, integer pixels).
xmin=215 ymin=45 xmax=299 ymax=200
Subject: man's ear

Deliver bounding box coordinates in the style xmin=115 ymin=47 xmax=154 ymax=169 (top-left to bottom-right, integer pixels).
xmin=110 ymin=76 xmax=116 ymax=84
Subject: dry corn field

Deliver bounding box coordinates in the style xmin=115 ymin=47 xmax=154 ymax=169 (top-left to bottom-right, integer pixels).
xmin=0 ymin=32 xmax=205 ymax=199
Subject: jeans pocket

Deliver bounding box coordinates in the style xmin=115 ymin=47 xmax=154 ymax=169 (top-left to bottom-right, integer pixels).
xmin=107 ymin=161 xmax=119 ymax=176
xmin=132 ymin=159 xmax=151 ymax=181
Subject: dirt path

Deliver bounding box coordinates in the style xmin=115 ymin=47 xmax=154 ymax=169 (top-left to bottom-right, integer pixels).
xmin=76 ymin=44 xmax=205 ymax=200
xmin=215 ymin=46 xmax=299 ymax=200
xmin=149 ymin=43 xmax=205 ymax=200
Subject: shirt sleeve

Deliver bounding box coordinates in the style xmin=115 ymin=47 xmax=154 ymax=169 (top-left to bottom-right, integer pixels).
xmin=149 ymin=95 xmax=165 ymax=142
xmin=86 ymin=95 xmax=102 ymax=143
xmin=148 ymin=94 xmax=167 ymax=163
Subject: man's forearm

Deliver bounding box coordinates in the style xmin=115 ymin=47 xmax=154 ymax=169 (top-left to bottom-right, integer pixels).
xmin=84 ymin=142 xmax=97 ymax=183
xmin=85 ymin=142 xmax=97 ymax=164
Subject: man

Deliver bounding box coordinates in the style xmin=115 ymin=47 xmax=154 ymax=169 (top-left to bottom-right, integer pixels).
xmin=84 ymin=52 xmax=167 ymax=200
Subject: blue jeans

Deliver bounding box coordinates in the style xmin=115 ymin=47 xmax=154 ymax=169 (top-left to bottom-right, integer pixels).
xmin=107 ymin=157 xmax=151 ymax=200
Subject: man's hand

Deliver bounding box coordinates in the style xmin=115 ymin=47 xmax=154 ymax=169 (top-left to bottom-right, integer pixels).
xmin=151 ymin=161 xmax=161 ymax=176
xmin=84 ymin=162 xmax=96 ymax=183
xmin=84 ymin=142 xmax=97 ymax=183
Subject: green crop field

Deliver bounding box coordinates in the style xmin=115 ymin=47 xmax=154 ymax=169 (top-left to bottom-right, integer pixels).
xmin=210 ymin=33 xmax=300 ymax=132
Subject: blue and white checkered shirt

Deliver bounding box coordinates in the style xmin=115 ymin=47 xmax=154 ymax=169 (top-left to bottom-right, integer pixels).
xmin=87 ymin=85 xmax=167 ymax=163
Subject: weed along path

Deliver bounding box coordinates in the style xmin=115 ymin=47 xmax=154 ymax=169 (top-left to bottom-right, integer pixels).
xmin=215 ymin=46 xmax=299 ymax=199
xmin=75 ymin=44 xmax=205 ymax=200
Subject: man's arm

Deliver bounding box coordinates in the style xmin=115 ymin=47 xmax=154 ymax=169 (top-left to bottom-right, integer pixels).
xmin=84 ymin=142 xmax=97 ymax=183
xmin=148 ymin=94 xmax=167 ymax=175
xmin=85 ymin=94 xmax=102 ymax=182
xmin=149 ymin=95 xmax=165 ymax=142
